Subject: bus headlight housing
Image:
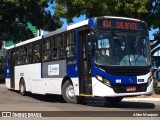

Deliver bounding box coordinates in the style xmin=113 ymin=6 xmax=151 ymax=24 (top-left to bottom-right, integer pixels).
xmin=96 ymin=75 xmax=111 ymax=87
xmin=96 ymin=75 xmax=103 ymax=81
xmin=103 ymin=78 xmax=111 ymax=87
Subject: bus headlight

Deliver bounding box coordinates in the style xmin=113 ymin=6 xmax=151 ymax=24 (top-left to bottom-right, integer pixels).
xmin=103 ymin=79 xmax=111 ymax=87
xmin=96 ymin=75 xmax=111 ymax=87
xmin=96 ymin=75 xmax=103 ymax=81
xmin=147 ymin=77 xmax=152 ymax=86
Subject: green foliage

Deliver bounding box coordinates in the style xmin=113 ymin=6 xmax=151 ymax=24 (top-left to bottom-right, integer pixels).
xmin=54 ymin=0 xmax=160 ymax=29
xmin=0 ymin=0 xmax=62 ymax=42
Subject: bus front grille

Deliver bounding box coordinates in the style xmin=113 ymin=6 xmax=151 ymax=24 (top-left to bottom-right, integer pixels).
xmin=109 ymin=71 xmax=148 ymax=76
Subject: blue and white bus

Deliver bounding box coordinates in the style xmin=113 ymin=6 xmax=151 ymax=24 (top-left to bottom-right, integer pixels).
xmin=5 ymin=16 xmax=153 ymax=103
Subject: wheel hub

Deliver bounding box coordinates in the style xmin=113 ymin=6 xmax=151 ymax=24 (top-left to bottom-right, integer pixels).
xmin=20 ymin=84 xmax=24 ymax=93
xmin=66 ymin=85 xmax=75 ymax=98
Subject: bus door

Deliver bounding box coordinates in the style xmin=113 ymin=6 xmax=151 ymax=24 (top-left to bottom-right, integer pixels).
xmin=79 ymin=30 xmax=92 ymax=95
xmin=9 ymin=49 xmax=15 ymax=88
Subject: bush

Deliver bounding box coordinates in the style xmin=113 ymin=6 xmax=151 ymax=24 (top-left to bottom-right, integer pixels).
xmin=154 ymin=87 xmax=160 ymax=94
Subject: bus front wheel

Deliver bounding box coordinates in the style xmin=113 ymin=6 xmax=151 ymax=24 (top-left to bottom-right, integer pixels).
xmin=62 ymin=80 xmax=82 ymax=103
xmin=19 ymin=79 xmax=27 ymax=96
xmin=105 ymin=97 xmax=123 ymax=104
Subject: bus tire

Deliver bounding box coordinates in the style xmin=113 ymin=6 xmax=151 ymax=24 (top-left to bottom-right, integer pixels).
xmin=62 ymin=80 xmax=81 ymax=103
xmin=105 ymin=97 xmax=123 ymax=104
xmin=19 ymin=79 xmax=27 ymax=96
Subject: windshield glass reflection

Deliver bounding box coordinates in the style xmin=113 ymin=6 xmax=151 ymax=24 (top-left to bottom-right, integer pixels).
xmin=95 ymin=31 xmax=151 ymax=66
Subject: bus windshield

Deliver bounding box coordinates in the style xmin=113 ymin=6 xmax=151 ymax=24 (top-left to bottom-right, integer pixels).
xmin=95 ymin=31 xmax=151 ymax=66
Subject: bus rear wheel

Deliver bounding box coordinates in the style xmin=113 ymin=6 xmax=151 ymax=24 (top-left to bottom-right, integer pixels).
xmin=62 ymin=80 xmax=82 ymax=103
xmin=105 ymin=97 xmax=123 ymax=104
xmin=19 ymin=79 xmax=27 ymax=96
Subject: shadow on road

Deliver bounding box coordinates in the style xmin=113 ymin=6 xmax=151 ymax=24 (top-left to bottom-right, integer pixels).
xmin=7 ymin=88 xmax=65 ymax=103
xmin=8 ymin=89 xmax=155 ymax=109
xmin=22 ymin=92 xmax=157 ymax=109
xmin=0 ymin=81 xmax=5 ymax=84
xmin=82 ymin=97 xmax=155 ymax=109
xmin=27 ymin=93 xmax=65 ymax=103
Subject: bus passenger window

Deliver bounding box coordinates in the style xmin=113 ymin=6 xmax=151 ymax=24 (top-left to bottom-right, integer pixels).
xmin=33 ymin=43 xmax=41 ymax=62
xmin=43 ymin=51 xmax=51 ymax=61
xmin=16 ymin=56 xmax=22 ymax=65
xmin=51 ymin=35 xmax=63 ymax=60
xmin=52 ymin=48 xmax=57 ymax=59
xmin=15 ymin=48 xmax=23 ymax=65
xmin=66 ymin=46 xmax=75 ymax=57
xmin=67 ymin=31 xmax=76 ymax=58
xmin=57 ymin=35 xmax=63 ymax=59
xmin=27 ymin=44 xmax=32 ymax=54
xmin=63 ymin=34 xmax=67 ymax=58
xmin=26 ymin=44 xmax=32 ymax=64
xmin=16 ymin=49 xmax=19 ymax=55
xmin=52 ymin=37 xmax=56 ymax=60
xmin=42 ymin=39 xmax=51 ymax=61
xmin=27 ymin=55 xmax=32 ymax=63
xmin=33 ymin=53 xmax=40 ymax=62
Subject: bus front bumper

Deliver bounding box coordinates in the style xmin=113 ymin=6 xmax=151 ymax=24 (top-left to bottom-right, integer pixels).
xmin=92 ymin=78 xmax=153 ymax=97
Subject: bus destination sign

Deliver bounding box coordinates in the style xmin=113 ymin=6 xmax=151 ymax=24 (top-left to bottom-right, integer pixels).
xmin=96 ymin=18 xmax=147 ymax=30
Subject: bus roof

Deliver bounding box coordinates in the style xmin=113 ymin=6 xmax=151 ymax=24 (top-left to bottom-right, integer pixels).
xmin=5 ymin=16 xmax=145 ymax=50
xmin=43 ymin=16 xmax=144 ymax=38
xmin=99 ymin=16 xmax=143 ymax=22
xmin=4 ymin=36 xmax=42 ymax=50
xmin=43 ymin=19 xmax=89 ymax=38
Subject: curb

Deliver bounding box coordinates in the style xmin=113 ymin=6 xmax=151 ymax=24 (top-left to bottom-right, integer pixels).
xmin=123 ymin=98 xmax=160 ymax=101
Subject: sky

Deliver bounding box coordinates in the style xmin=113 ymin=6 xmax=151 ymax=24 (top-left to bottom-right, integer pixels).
xmin=149 ymin=28 xmax=159 ymax=40
xmin=45 ymin=3 xmax=160 ymax=40
xmin=45 ymin=2 xmax=86 ymax=28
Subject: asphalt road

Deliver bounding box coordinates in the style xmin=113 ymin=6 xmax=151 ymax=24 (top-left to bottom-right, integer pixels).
xmin=0 ymin=83 xmax=160 ymax=120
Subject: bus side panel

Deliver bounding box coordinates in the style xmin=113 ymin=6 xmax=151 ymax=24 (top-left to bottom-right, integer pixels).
xmin=14 ymin=63 xmax=41 ymax=91
xmin=6 ymin=78 xmax=11 ymax=89
xmin=42 ymin=60 xmax=66 ymax=78
xmin=41 ymin=60 xmax=67 ymax=95
xmin=70 ymin=78 xmax=79 ymax=96
xmin=31 ymin=79 xmax=45 ymax=94
xmin=42 ymin=78 xmax=79 ymax=95
xmin=44 ymin=78 xmax=62 ymax=94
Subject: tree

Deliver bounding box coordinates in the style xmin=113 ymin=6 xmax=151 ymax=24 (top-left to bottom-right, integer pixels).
xmin=54 ymin=0 xmax=160 ymax=54
xmin=54 ymin=0 xmax=160 ymax=28
xmin=0 ymin=0 xmax=62 ymax=43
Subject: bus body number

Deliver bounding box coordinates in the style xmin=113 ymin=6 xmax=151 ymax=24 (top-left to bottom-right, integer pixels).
xmin=20 ymin=73 xmax=24 ymax=76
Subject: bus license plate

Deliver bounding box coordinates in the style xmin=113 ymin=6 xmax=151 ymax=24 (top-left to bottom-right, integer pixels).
xmin=125 ymin=86 xmax=136 ymax=92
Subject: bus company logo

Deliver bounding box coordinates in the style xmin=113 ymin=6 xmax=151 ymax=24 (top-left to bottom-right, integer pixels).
xmin=2 ymin=112 xmax=11 ymax=117
xmin=75 ymin=66 xmax=78 ymax=71
xmin=51 ymin=68 xmax=58 ymax=71
xmin=129 ymin=78 xmax=134 ymax=83
xmin=115 ymin=79 xmax=121 ymax=83
xmin=48 ymin=64 xmax=59 ymax=76
xmin=20 ymin=73 xmax=24 ymax=76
